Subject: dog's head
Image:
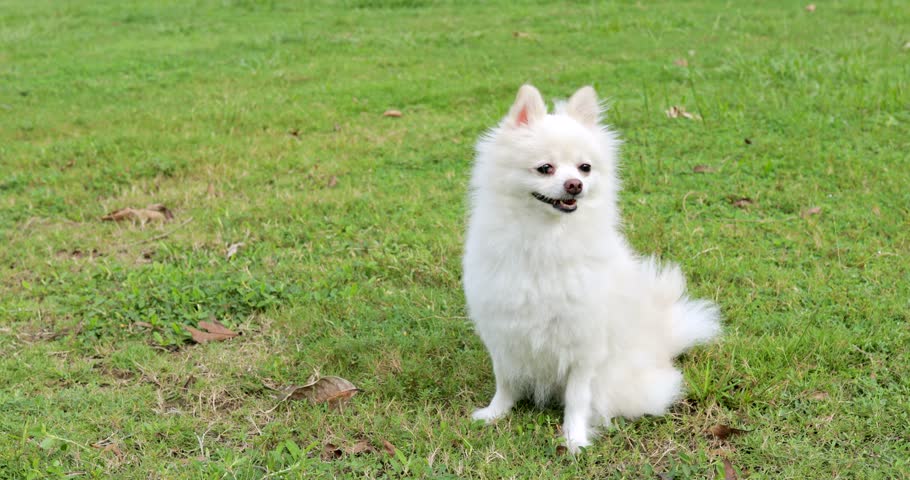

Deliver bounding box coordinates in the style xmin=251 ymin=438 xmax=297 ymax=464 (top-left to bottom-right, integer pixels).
xmin=474 ymin=85 xmax=620 ymax=217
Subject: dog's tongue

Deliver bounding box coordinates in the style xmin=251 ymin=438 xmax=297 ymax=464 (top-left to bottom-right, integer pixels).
xmin=562 ymin=199 xmax=577 ymax=206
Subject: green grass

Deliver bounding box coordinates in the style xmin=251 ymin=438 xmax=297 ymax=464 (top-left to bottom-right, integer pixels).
xmin=2 ymin=0 xmax=909 ymax=477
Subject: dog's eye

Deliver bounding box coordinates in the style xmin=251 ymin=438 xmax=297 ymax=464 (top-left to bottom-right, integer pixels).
xmin=579 ymin=163 xmax=592 ymax=173
xmin=536 ymin=164 xmax=554 ymax=175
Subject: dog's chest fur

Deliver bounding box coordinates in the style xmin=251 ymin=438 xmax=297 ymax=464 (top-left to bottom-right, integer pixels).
xmin=464 ymin=217 xmax=617 ymax=398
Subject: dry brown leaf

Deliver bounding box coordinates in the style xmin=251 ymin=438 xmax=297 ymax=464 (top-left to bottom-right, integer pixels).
xmin=513 ymin=31 xmax=531 ymax=38
xmin=186 ymin=320 xmax=238 ymax=343
xmin=723 ymin=459 xmax=738 ymax=480
xmin=805 ymin=4 xmax=816 ymax=12
xmin=178 ymin=455 xmax=208 ymax=465
xmin=813 ymin=413 xmax=835 ymax=427
xmin=665 ymin=105 xmax=701 ymax=120
xmin=185 ymin=326 xmax=229 ymax=343
xmin=674 ymin=58 xmax=689 ymax=67
xmin=383 ymin=109 xmax=402 ymax=118
xmin=322 ymin=439 xmax=380 ymax=460
xmin=281 ymin=375 xmax=360 ymax=407
xmin=226 ymin=242 xmax=245 ymax=259
xmin=206 ymin=182 xmax=216 ymax=197
xmin=102 ymin=204 xmax=173 ymax=223
xmin=91 ymin=440 xmax=124 ymax=460
xmin=693 ymin=165 xmax=715 ymax=174
xmin=802 ymin=206 xmax=822 ymax=218
xmin=322 ymin=443 xmax=343 ymax=461
xmin=809 ymin=391 xmax=830 ymax=400
xmin=381 ymin=439 xmax=396 ymax=456
xmin=349 ymin=439 xmax=375 ymax=455
xmin=198 ymin=319 xmax=238 ymax=337
xmin=731 ymin=197 xmax=754 ymax=208
xmin=288 ymin=128 xmax=301 ymax=138
xmin=60 ymin=248 xmax=102 ymax=260
xmin=143 ymin=203 xmax=173 ymax=219
xmin=707 ymin=424 xmax=749 ymax=440
xmin=872 ymin=205 xmax=881 ymax=216
xmin=327 ymin=176 xmax=338 ymax=188
xmin=133 ymin=321 xmax=153 ymax=329
xmin=555 ymin=445 xmax=568 ymax=456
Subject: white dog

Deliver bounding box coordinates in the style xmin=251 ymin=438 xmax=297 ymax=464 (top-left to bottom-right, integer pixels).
xmin=463 ymin=85 xmax=720 ymax=453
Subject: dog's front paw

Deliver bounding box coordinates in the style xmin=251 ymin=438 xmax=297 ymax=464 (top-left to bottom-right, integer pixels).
xmin=471 ymin=405 xmax=508 ymax=423
xmin=564 ymin=436 xmax=591 ymax=455
xmin=563 ymin=426 xmax=592 ymax=454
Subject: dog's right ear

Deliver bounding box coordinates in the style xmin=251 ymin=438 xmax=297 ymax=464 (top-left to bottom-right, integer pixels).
xmin=506 ymin=84 xmax=546 ymax=128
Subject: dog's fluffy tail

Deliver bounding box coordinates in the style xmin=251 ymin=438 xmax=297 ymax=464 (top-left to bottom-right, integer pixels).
xmin=595 ymin=365 xmax=683 ymax=423
xmin=669 ymin=297 xmax=721 ymax=356
xmin=642 ymin=257 xmax=721 ymax=357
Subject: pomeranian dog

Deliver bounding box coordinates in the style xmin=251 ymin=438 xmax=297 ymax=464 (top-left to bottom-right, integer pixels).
xmin=463 ymin=85 xmax=720 ymax=453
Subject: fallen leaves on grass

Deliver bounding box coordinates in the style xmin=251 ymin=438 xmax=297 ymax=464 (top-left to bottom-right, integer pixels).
xmin=813 ymin=414 xmax=836 ymax=427
xmin=102 ymin=204 xmax=174 ymax=223
xmin=382 ymin=109 xmax=402 ymax=118
xmin=872 ymin=205 xmax=881 ymax=216
xmin=57 ymin=248 xmax=102 ymax=260
xmin=513 ymin=31 xmax=531 ymax=38
xmin=730 ymin=197 xmax=754 ymax=208
xmin=693 ymin=164 xmax=715 ymax=173
xmin=707 ymin=424 xmax=749 ymax=440
xmin=555 ymin=445 xmax=568 ymax=456
xmin=279 ymin=375 xmax=360 ymax=407
xmin=808 ymin=390 xmax=830 ymax=400
xmin=225 ymin=242 xmax=245 ymax=259
xmin=805 ymin=4 xmax=816 ymax=12
xmin=91 ymin=439 xmax=124 ymax=460
xmin=327 ymin=176 xmax=338 ymax=188
xmin=665 ymin=105 xmax=701 ymax=120
xmin=321 ymin=438 xmax=396 ymax=461
xmin=674 ymin=58 xmax=689 ymax=67
xmin=802 ymin=206 xmax=822 ymax=218
xmin=350 ymin=439 xmax=375 ymax=455
xmin=381 ymin=439 xmax=396 ymax=456
xmin=322 ymin=443 xmax=344 ymax=460
xmin=186 ymin=319 xmax=239 ymax=343
xmin=723 ymin=459 xmax=738 ymax=480
xmin=20 ymin=323 xmax=84 ymax=343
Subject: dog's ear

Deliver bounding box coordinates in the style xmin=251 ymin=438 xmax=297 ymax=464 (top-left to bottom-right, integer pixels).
xmin=507 ymin=84 xmax=546 ymax=128
xmin=566 ymin=86 xmax=601 ymax=127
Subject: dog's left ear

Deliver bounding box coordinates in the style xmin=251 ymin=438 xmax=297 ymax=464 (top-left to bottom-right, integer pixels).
xmin=566 ymin=86 xmax=601 ymax=127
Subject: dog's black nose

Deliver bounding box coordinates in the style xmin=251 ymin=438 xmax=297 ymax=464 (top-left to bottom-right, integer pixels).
xmin=564 ymin=178 xmax=583 ymax=195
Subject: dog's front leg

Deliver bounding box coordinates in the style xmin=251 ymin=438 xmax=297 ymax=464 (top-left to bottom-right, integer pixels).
xmin=563 ymin=368 xmax=594 ymax=453
xmin=471 ymin=359 xmax=517 ymax=423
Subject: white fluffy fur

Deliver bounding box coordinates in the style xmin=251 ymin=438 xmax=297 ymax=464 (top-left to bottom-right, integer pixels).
xmin=463 ymin=85 xmax=720 ymax=453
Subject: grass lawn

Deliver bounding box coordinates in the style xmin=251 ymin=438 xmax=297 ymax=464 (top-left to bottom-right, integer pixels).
xmin=2 ymin=0 xmax=909 ymax=478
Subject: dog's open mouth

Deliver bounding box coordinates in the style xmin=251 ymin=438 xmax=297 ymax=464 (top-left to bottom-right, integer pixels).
xmin=532 ymin=192 xmax=578 ymax=213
